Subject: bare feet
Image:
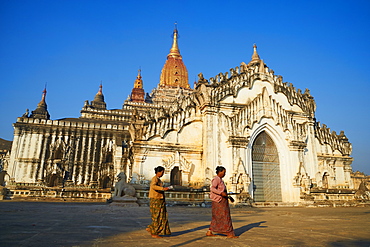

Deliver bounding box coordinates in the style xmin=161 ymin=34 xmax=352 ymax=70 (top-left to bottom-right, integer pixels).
xmin=206 ymin=230 xmax=215 ymax=236
xmin=151 ymin=235 xmax=163 ymax=238
xmin=227 ymin=234 xmax=239 ymax=238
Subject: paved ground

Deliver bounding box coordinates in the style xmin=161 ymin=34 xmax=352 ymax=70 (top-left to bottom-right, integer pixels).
xmin=0 ymin=201 xmax=369 ymax=247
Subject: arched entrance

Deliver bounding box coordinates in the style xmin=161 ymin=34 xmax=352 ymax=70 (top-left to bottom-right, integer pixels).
xmin=322 ymin=172 xmax=329 ymax=188
xmin=252 ymin=131 xmax=282 ymax=202
xmin=170 ymin=166 xmax=182 ymax=185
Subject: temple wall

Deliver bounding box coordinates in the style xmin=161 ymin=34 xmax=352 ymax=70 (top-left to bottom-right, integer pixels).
xmin=7 ymin=118 xmax=130 ymax=188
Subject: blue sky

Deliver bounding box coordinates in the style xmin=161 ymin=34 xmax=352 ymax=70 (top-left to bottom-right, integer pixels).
xmin=1 ymin=0 xmax=369 ymax=175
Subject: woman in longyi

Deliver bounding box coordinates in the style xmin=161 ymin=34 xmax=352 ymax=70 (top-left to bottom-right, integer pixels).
xmin=206 ymin=166 xmax=238 ymax=238
xmin=146 ymin=166 xmax=171 ymax=238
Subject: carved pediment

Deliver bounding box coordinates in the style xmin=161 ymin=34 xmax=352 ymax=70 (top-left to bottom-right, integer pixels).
xmin=162 ymin=151 xmax=192 ymax=173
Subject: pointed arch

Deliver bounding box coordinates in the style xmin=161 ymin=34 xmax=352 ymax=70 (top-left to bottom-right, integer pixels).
xmin=251 ymin=131 xmax=282 ymax=202
xmin=246 ymin=120 xmax=290 ymax=202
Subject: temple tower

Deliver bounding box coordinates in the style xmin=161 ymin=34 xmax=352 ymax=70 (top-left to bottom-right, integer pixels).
xmin=91 ymin=84 xmax=107 ymax=109
xmin=30 ymin=88 xmax=50 ymax=119
xmin=159 ymin=25 xmax=189 ymax=89
xmin=130 ymin=70 xmax=145 ymax=102
xmin=151 ymin=25 xmax=192 ymax=105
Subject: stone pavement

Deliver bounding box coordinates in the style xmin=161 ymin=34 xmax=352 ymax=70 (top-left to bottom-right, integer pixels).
xmin=0 ymin=201 xmax=369 ymax=247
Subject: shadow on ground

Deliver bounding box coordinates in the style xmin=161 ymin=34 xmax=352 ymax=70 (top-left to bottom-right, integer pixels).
xmin=234 ymin=221 xmax=267 ymax=236
xmin=328 ymin=239 xmax=370 ymax=247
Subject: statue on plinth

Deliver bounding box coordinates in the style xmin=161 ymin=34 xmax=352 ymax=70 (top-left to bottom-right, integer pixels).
xmin=111 ymin=172 xmax=138 ymax=206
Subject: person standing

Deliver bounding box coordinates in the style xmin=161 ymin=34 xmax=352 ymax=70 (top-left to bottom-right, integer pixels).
xmin=206 ymin=166 xmax=238 ymax=238
xmin=146 ymin=166 xmax=171 ymax=238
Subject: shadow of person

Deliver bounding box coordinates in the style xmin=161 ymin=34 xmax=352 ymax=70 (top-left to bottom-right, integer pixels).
xmin=170 ymin=224 xmax=209 ymax=237
xmin=234 ymin=221 xmax=267 ymax=236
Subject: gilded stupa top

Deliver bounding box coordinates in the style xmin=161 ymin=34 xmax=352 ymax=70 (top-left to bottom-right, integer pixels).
xmin=159 ymin=25 xmax=189 ymax=89
xmin=168 ymin=27 xmax=181 ymax=58
xmin=134 ymin=69 xmax=143 ymax=89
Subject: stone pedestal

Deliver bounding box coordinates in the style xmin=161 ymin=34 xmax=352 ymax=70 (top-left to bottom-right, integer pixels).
xmin=110 ymin=195 xmax=139 ymax=207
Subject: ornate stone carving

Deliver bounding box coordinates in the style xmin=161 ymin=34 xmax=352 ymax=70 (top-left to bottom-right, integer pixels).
xmin=228 ymin=136 xmax=249 ymax=148
xmin=162 ymin=151 xmax=192 ymax=173
xmin=315 ymin=122 xmax=352 ymax=156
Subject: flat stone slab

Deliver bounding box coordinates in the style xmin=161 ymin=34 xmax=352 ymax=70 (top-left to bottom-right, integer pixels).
xmin=0 ymin=201 xmax=369 ymax=246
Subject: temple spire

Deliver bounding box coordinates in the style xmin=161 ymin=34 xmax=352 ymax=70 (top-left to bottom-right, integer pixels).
xmin=93 ymin=83 xmax=104 ymax=102
xmin=91 ymin=83 xmax=106 ymax=109
xmin=97 ymin=83 xmax=103 ymax=95
xmin=30 ymin=86 xmax=50 ymax=119
xmin=130 ymin=69 xmax=145 ymax=102
xmin=159 ymin=25 xmax=189 ymax=89
xmin=133 ymin=69 xmax=143 ymax=89
xmin=41 ymin=87 xmax=47 ymax=103
xmin=249 ymin=43 xmax=261 ymax=65
xmin=168 ymin=23 xmax=181 ymax=58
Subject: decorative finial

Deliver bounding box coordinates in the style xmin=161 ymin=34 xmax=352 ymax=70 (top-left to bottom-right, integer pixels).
xmin=41 ymin=84 xmax=47 ymax=103
xmin=250 ymin=43 xmax=261 ymax=64
xmin=91 ymin=81 xmax=106 ymax=108
xmin=133 ymin=68 xmax=143 ymax=89
xmin=169 ymin=23 xmax=180 ymax=57
xmin=96 ymin=82 xmax=103 ymax=95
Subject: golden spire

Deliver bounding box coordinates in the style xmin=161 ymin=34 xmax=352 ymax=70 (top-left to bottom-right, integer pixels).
xmin=134 ymin=69 xmax=143 ymax=89
xmin=159 ymin=24 xmax=189 ymax=89
xmin=168 ymin=23 xmax=181 ymax=58
xmin=250 ymin=43 xmax=261 ymax=64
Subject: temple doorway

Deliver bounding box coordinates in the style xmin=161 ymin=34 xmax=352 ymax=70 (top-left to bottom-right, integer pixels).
xmin=322 ymin=172 xmax=329 ymax=188
xmin=47 ymin=174 xmax=61 ymax=187
xmin=170 ymin=166 xmax=182 ymax=185
xmin=252 ymin=131 xmax=282 ymax=202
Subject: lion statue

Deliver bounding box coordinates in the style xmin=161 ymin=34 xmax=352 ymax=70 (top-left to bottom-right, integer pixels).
xmin=113 ymin=172 xmax=136 ymax=198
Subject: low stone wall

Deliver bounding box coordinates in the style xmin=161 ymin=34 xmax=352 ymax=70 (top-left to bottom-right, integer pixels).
xmin=135 ymin=189 xmax=212 ymax=207
xmin=309 ymin=188 xmax=356 ymax=201
xmin=3 ymin=184 xmax=367 ymax=207
xmin=4 ymin=186 xmax=111 ymax=202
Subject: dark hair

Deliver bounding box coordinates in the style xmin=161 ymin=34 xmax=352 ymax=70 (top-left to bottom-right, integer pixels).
xmin=216 ymin=166 xmax=226 ymax=174
xmin=154 ymin=166 xmax=165 ymax=173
